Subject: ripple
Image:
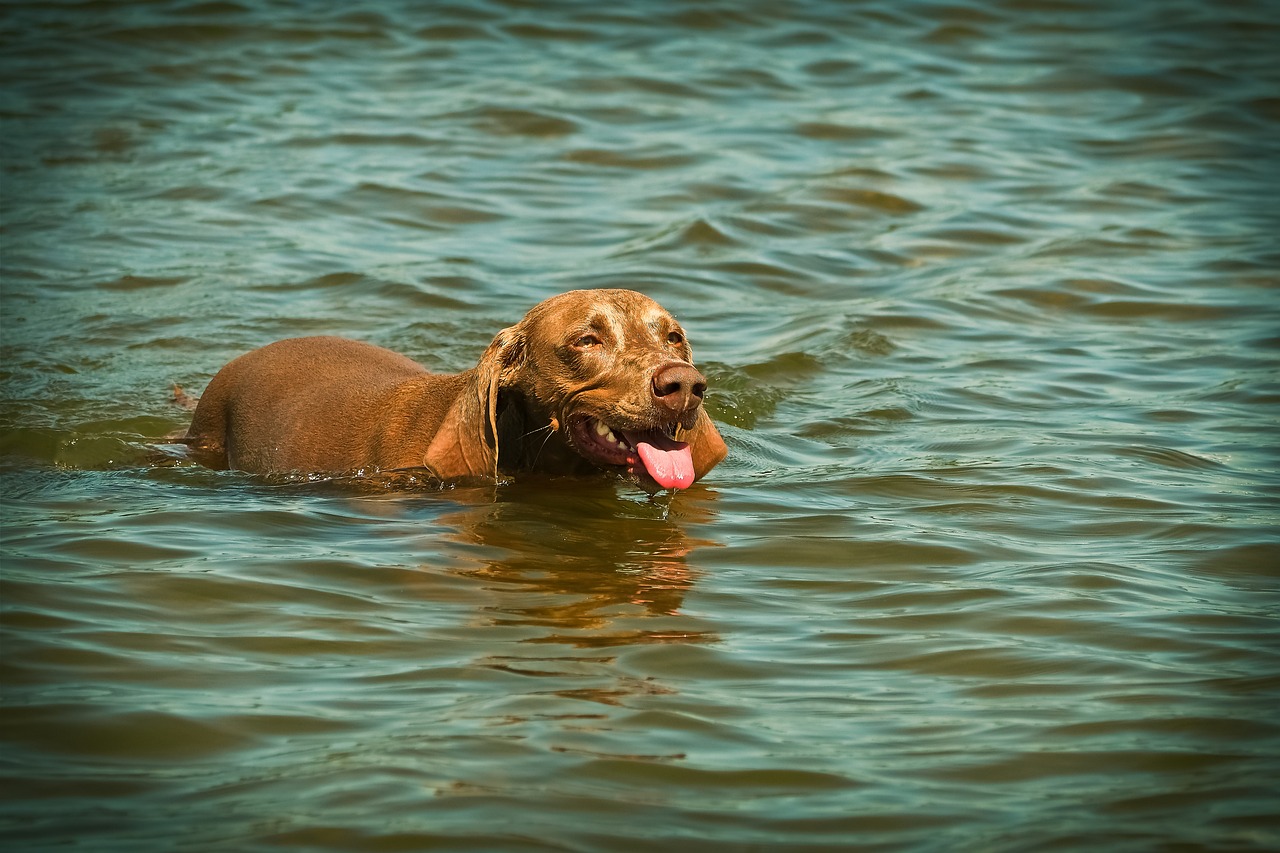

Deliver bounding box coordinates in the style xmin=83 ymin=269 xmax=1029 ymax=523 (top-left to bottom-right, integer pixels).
xmin=98 ymin=274 xmax=190 ymax=291
xmin=573 ymin=760 xmax=860 ymax=794
xmin=816 ymin=186 xmax=925 ymax=214
xmin=567 ymin=75 xmax=708 ymax=99
xmin=3 ymin=706 xmax=254 ymax=761
xmin=460 ymin=106 xmax=579 ymax=138
xmin=283 ymin=131 xmax=441 ymax=148
xmin=795 ymin=121 xmax=903 ymax=142
xmin=563 ymin=147 xmax=703 ymax=170
xmin=3 ymin=0 xmax=1279 ymax=849
xmin=503 ymin=22 xmax=598 ymax=42
xmin=415 ymin=24 xmax=495 ymax=42
xmin=1114 ymin=444 xmax=1223 ymax=470
xmin=995 ymin=277 xmax=1252 ymax=322
xmin=915 ymin=750 xmax=1243 ymax=785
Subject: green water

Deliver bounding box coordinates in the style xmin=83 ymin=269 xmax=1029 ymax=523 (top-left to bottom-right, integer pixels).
xmin=2 ymin=1 xmax=1278 ymax=850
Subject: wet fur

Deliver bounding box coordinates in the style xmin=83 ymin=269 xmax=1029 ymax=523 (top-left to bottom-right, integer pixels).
xmin=182 ymin=289 xmax=727 ymax=486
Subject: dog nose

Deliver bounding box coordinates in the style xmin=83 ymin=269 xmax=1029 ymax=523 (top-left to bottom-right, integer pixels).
xmin=651 ymin=362 xmax=707 ymax=416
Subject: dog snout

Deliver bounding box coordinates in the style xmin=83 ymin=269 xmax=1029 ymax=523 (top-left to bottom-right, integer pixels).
xmin=651 ymin=362 xmax=707 ymax=417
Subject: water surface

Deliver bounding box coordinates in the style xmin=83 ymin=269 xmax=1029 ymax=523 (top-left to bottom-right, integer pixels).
xmin=2 ymin=0 xmax=1279 ymax=850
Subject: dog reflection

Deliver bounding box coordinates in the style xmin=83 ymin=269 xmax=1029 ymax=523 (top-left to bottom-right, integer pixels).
xmin=437 ymin=479 xmax=719 ymax=644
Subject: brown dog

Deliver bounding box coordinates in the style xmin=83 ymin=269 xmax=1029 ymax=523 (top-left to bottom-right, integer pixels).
xmin=183 ymin=289 xmax=727 ymax=491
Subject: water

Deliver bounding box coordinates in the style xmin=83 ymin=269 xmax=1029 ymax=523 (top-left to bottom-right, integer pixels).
xmin=2 ymin=0 xmax=1279 ymax=849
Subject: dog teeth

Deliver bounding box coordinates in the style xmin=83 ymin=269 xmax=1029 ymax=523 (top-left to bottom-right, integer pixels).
xmin=594 ymin=420 xmax=621 ymax=446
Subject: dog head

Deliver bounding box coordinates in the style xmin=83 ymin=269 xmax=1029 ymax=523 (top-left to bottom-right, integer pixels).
xmin=477 ymin=289 xmax=727 ymax=490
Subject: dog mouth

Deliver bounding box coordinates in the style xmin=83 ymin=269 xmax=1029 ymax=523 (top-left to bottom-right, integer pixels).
xmin=568 ymin=415 xmax=695 ymax=491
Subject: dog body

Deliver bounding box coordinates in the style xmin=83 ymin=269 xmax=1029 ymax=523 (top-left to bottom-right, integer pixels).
xmin=184 ymin=290 xmax=727 ymax=490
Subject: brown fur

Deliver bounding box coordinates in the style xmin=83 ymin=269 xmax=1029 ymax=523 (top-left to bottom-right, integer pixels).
xmin=183 ymin=289 xmax=727 ymax=488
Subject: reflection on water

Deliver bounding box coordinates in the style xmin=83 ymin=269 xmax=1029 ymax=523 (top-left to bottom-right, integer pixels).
xmin=447 ymin=482 xmax=711 ymax=629
xmin=2 ymin=0 xmax=1279 ymax=849
xmin=441 ymin=481 xmax=718 ymax=712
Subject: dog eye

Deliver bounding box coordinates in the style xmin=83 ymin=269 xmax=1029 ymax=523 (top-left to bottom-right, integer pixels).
xmin=573 ymin=334 xmax=602 ymax=349
xmin=667 ymin=331 xmax=685 ymax=345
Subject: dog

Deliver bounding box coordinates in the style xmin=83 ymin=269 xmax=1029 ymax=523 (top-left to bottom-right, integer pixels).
xmin=182 ymin=289 xmax=727 ymax=491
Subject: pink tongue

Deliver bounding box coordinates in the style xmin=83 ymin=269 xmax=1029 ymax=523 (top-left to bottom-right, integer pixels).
xmin=628 ymin=432 xmax=695 ymax=490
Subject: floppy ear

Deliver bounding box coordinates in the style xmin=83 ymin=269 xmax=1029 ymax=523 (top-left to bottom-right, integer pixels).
xmin=477 ymin=324 xmax=527 ymax=469
xmin=423 ymin=324 xmax=525 ymax=480
xmin=684 ymin=408 xmax=728 ymax=482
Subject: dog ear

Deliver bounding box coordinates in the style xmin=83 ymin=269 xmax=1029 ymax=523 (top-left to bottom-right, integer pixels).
xmin=684 ymin=408 xmax=728 ymax=482
xmin=423 ymin=324 xmax=525 ymax=480
xmin=476 ymin=324 xmax=525 ymax=470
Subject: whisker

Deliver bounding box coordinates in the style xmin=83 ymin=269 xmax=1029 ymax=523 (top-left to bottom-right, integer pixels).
xmin=531 ymin=422 xmax=558 ymax=467
xmin=520 ymin=423 xmax=554 ymax=440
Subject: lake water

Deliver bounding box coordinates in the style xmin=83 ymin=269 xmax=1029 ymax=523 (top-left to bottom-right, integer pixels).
xmin=2 ymin=0 xmax=1278 ymax=850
